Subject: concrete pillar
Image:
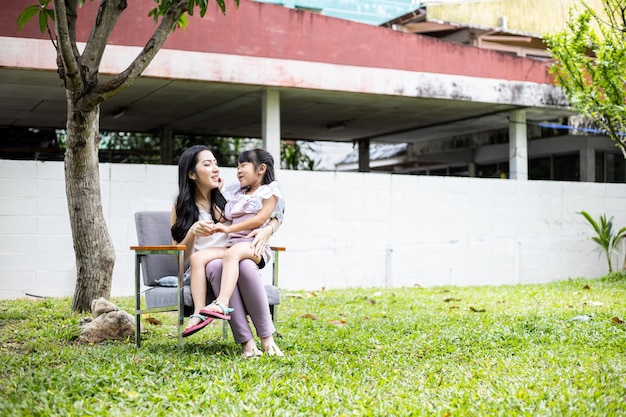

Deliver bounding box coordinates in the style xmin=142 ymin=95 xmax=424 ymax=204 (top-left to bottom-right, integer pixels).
xmin=358 ymin=139 xmax=370 ymax=172
xmin=468 ymin=162 xmax=476 ymax=177
xmin=262 ymin=89 xmax=281 ymax=169
xmin=160 ymin=126 xmax=173 ymax=165
xmin=509 ymin=109 xmax=528 ymax=180
xmin=579 ymin=139 xmax=595 ymax=182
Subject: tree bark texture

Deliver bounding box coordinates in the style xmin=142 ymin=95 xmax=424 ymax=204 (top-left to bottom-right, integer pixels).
xmin=65 ymin=96 xmax=115 ymax=312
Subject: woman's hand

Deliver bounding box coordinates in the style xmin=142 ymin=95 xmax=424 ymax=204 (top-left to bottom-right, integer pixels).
xmin=193 ymin=220 xmax=215 ymax=237
xmin=248 ymin=225 xmax=272 ymax=257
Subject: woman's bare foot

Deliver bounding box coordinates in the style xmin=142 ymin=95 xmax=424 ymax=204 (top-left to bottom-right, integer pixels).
xmin=241 ymin=339 xmax=262 ymax=359
xmin=261 ymin=335 xmax=284 ymax=357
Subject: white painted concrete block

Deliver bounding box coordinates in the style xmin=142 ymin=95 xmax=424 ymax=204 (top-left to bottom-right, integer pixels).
xmin=36 ymin=179 xmax=65 ymax=198
xmin=35 ymin=270 xmax=76 ymax=295
xmin=0 ymin=197 xmax=37 ymax=216
xmin=0 ymin=160 xmax=37 ymax=178
xmin=36 ymin=234 xmax=73 ymax=252
xmin=36 ymin=216 xmax=71 ymax=234
xmin=36 ymin=197 xmax=68 ymax=216
xmin=0 ymin=271 xmax=35 ymax=291
xmin=0 ymin=215 xmax=36 ymax=234
xmin=0 ymin=178 xmax=36 ymax=197
xmin=35 ymin=160 xmax=63 ymax=178
xmin=36 ymin=251 xmax=76 ymax=271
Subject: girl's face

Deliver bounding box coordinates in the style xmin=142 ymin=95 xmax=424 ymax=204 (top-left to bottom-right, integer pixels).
xmin=237 ymin=160 xmax=264 ymax=189
xmin=190 ymin=150 xmax=220 ymax=190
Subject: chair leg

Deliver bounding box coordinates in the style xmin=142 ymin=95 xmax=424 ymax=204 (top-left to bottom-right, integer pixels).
xmin=177 ymin=311 xmax=184 ymax=349
xmin=270 ymin=304 xmax=277 ymax=327
xmin=135 ymin=313 xmax=141 ymax=348
xmin=135 ymin=254 xmax=142 ymax=348
xmin=176 ymin=248 xmax=185 ymax=349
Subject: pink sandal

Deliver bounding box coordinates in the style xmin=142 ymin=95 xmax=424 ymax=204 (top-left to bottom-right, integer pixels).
xmin=199 ymin=301 xmax=234 ymax=320
xmin=182 ymin=314 xmax=213 ymax=337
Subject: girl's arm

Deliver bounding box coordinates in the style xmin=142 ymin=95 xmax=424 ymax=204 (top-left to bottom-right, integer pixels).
xmin=215 ymin=195 xmax=278 ymax=235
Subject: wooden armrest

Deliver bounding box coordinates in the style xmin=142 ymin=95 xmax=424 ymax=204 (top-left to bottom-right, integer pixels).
xmin=270 ymin=246 xmax=286 ymax=252
xmin=130 ymin=245 xmax=186 ymax=251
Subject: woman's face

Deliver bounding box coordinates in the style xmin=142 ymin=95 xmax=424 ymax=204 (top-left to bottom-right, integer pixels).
xmin=191 ymin=150 xmax=220 ymax=190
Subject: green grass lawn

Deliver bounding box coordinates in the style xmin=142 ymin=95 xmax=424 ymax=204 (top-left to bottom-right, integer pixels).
xmin=2 ymin=273 xmax=625 ymax=416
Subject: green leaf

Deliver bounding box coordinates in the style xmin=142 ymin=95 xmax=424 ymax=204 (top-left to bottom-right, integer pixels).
xmin=45 ymin=8 xmax=55 ymax=23
xmin=16 ymin=5 xmax=41 ymax=31
xmin=199 ymin=0 xmax=209 ymax=17
xmin=38 ymin=8 xmax=49 ymax=33
xmin=175 ymin=14 xmax=189 ymax=30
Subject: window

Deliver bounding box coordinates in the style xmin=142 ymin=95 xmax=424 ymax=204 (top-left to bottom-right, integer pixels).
xmin=597 ymin=151 xmax=626 ymax=183
xmin=529 ymin=157 xmax=551 ymax=180
xmin=552 ymin=154 xmax=579 ymax=181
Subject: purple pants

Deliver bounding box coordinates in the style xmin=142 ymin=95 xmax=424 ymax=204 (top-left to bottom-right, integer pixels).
xmin=205 ymin=259 xmax=275 ymax=344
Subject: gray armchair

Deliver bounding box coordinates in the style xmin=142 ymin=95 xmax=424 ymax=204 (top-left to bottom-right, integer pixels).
xmin=131 ymin=210 xmax=282 ymax=347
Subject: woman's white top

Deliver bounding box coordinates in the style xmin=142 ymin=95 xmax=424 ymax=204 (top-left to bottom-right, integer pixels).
xmin=193 ymin=210 xmax=228 ymax=251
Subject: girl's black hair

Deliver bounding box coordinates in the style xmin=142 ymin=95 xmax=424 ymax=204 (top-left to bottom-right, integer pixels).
xmin=238 ymin=148 xmax=276 ymax=185
xmin=171 ymin=145 xmax=227 ymax=243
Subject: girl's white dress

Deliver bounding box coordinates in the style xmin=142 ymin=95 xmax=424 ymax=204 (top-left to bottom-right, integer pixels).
xmin=222 ymin=180 xmax=284 ymax=265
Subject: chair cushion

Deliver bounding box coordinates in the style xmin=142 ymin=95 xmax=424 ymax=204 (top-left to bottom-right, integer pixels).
xmin=264 ymin=285 xmax=281 ymax=305
xmin=156 ymin=276 xmax=178 ymax=287
xmin=144 ymin=285 xmax=193 ymax=310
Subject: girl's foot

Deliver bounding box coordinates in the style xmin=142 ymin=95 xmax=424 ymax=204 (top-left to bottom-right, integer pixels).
xmin=185 ymin=315 xmax=203 ymax=330
xmin=199 ymin=301 xmax=234 ymax=320
xmin=182 ymin=314 xmax=213 ymax=338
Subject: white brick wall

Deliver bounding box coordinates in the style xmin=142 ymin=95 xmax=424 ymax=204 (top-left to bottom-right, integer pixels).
xmin=0 ymin=159 xmax=625 ymax=299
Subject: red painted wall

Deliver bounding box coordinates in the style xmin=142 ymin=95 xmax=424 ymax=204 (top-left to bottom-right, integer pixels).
xmin=3 ymin=0 xmax=553 ymax=84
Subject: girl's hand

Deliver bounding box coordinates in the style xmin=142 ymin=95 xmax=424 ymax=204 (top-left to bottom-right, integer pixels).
xmin=247 ymin=225 xmax=272 ymax=257
xmin=194 ymin=220 xmax=215 ymax=237
xmin=213 ymin=223 xmax=230 ymax=234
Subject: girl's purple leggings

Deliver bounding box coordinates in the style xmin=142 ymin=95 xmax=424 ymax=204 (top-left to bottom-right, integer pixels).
xmin=205 ymin=259 xmax=275 ymax=344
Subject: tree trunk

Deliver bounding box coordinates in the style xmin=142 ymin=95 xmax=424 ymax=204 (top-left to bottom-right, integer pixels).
xmin=65 ymin=96 xmax=115 ymax=312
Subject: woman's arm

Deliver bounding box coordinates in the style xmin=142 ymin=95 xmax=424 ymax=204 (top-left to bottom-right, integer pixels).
xmin=248 ymin=217 xmax=281 ymax=257
xmin=170 ymin=205 xmax=215 ymax=263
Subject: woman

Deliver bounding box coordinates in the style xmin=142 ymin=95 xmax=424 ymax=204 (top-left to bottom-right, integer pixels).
xmin=170 ymin=145 xmax=283 ymax=357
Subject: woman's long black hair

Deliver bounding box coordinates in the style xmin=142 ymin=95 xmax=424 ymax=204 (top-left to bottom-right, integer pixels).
xmin=171 ymin=145 xmax=227 ymax=243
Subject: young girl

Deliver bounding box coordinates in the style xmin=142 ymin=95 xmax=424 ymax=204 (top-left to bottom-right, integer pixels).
xmin=186 ymin=149 xmax=283 ymax=337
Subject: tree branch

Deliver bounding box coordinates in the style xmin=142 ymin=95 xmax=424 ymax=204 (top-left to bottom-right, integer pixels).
xmin=54 ymin=0 xmax=83 ymax=91
xmin=80 ymin=0 xmax=127 ymax=82
xmin=77 ymin=1 xmax=188 ymax=110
